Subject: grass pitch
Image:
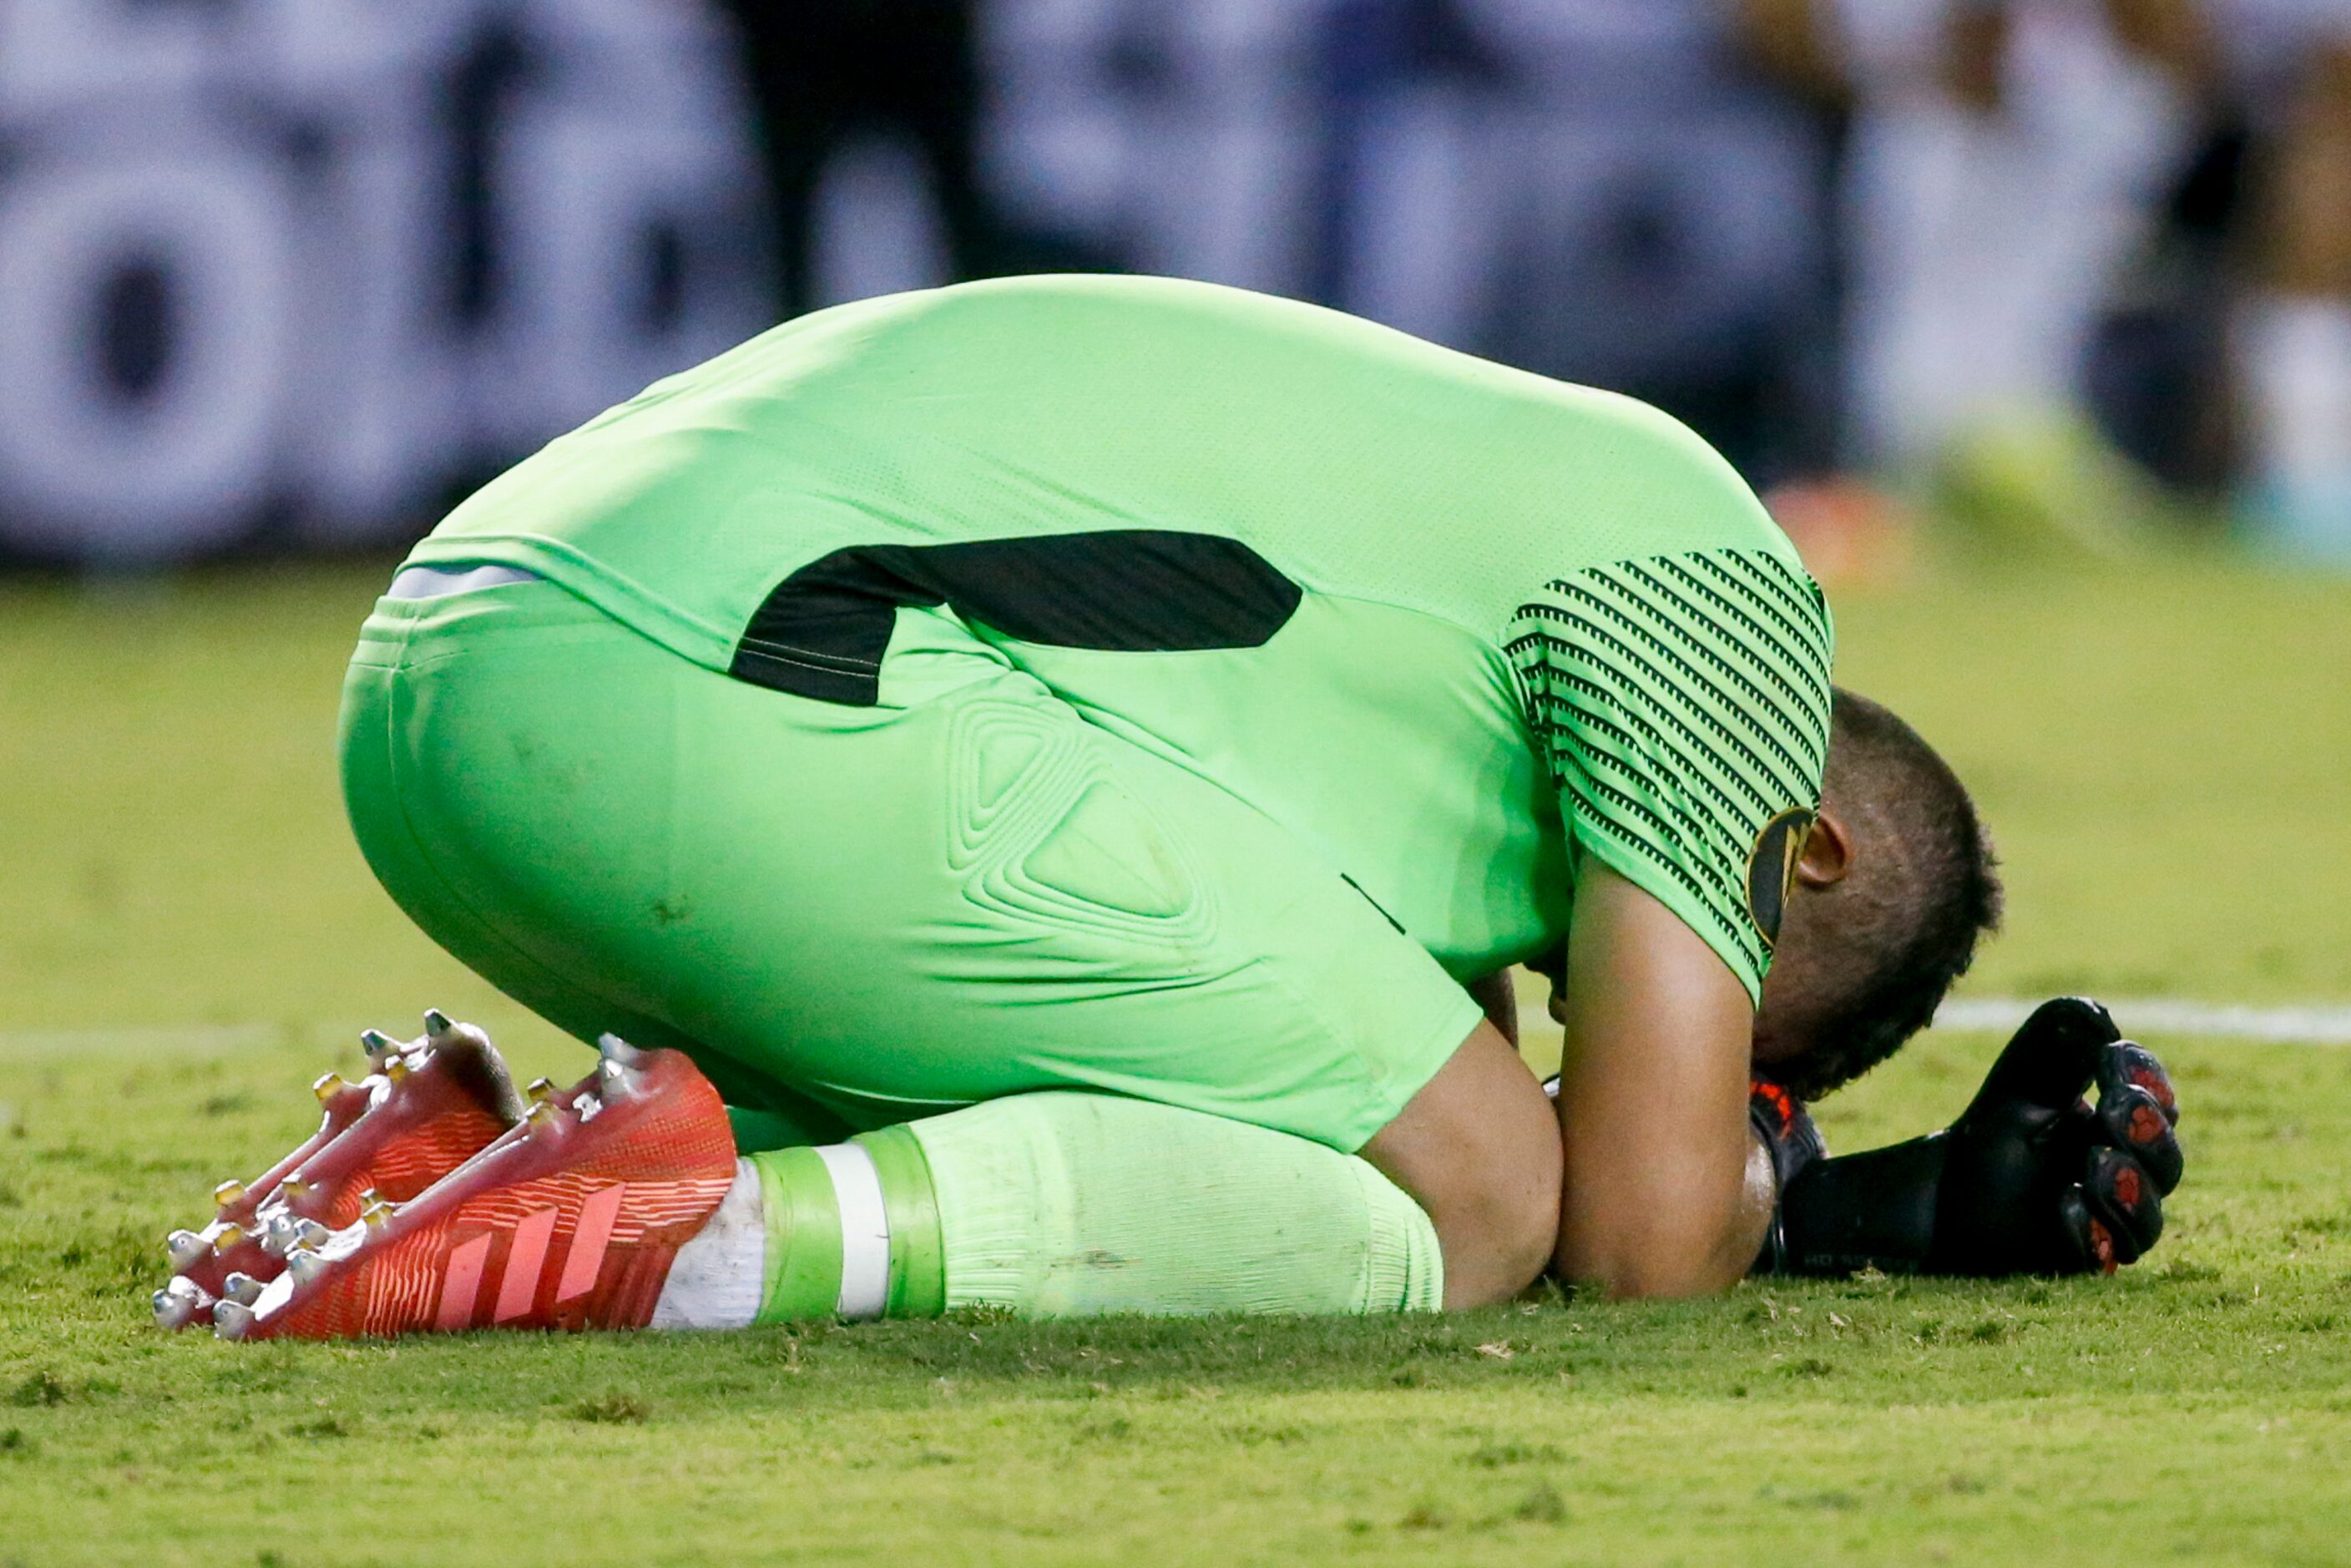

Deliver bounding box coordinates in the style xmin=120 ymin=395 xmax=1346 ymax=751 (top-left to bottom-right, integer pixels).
xmin=3 ymin=554 xmax=2348 ymax=1565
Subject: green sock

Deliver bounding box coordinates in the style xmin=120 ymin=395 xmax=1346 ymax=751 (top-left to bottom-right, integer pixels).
xmin=744 ymin=1092 xmax=1443 ymax=1323
xmin=747 ymin=1129 xmax=948 ymax=1322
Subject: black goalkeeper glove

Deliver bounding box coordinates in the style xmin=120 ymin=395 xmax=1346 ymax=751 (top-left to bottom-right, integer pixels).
xmin=1764 ymin=997 xmax=2184 ymax=1277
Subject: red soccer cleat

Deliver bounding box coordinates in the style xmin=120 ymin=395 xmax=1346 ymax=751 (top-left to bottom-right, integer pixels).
xmin=153 ymin=1070 xmax=371 ymax=1328
xmin=154 ymin=1011 xmax=523 ymax=1330
xmin=212 ymin=1036 xmax=735 ymax=1341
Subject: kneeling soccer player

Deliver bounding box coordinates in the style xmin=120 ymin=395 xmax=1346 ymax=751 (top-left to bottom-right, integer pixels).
xmin=153 ymin=276 xmax=2185 ymax=1340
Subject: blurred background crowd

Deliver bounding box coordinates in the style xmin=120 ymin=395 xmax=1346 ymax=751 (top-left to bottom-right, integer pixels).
xmin=3 ymin=0 xmax=2348 ymax=573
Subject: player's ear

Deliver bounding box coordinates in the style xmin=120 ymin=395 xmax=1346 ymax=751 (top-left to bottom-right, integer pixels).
xmin=1795 ymin=808 xmax=1853 ymax=890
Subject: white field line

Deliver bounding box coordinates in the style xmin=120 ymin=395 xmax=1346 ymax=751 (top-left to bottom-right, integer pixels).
xmin=1518 ymin=997 xmax=2351 ymax=1048
xmin=0 ymin=1023 xmax=326 ymax=1058
xmin=4 ymin=999 xmax=2349 ymax=1061
xmin=1931 ymin=997 xmax=2351 ymax=1045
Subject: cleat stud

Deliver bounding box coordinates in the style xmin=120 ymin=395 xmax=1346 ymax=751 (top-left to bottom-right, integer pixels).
xmin=166 ymin=1229 xmax=209 ymax=1271
xmin=524 ymin=1077 xmax=558 ymax=1105
xmin=222 ymin=1272 xmax=265 ymax=1307
xmin=294 ymin=1218 xmax=331 ymax=1251
xmin=360 ymin=1028 xmax=398 ymax=1060
xmin=286 ymin=1249 xmax=329 ymax=1287
xmin=258 ymin=1211 xmax=297 ymax=1257
xmin=311 ymin=1070 xmax=350 ymax=1104
xmin=383 ymin=1055 xmax=412 ymax=1084
xmin=596 ymin=1033 xmax=647 ymax=1068
xmin=277 ymin=1177 xmax=311 ymax=1201
xmin=360 ymin=1193 xmax=395 ymax=1229
xmin=596 ymin=1057 xmax=640 ymax=1104
xmin=422 ymin=1008 xmax=454 ymax=1042
xmin=213 ymin=1300 xmax=254 ymax=1340
xmin=212 ymin=1179 xmax=247 ymax=1211
xmin=210 ymin=1222 xmax=246 ymax=1255
xmin=153 ymin=1276 xmax=212 ymax=1330
xmin=524 ymin=1099 xmax=561 ymax=1131
xmin=576 ymin=1094 xmax=604 ymax=1123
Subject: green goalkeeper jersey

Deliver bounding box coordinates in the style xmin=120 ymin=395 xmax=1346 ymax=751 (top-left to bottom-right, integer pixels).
xmin=408 ymin=274 xmax=1833 ymax=1001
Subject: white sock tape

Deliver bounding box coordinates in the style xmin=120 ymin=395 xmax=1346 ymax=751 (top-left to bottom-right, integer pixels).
xmin=816 ymin=1142 xmax=891 ymax=1321
xmin=648 ymin=1161 xmax=764 ymax=1332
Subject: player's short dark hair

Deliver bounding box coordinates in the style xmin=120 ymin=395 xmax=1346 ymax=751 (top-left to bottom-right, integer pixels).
xmin=1777 ymin=690 xmax=2003 ymax=1099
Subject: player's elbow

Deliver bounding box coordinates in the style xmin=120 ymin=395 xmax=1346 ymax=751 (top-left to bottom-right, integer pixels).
xmin=1587 ymin=1252 xmax=1742 ymax=1302
xmin=1553 ymin=1215 xmax=1749 ymax=1301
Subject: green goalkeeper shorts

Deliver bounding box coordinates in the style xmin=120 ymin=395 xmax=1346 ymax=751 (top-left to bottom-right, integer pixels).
xmin=338 ymin=574 xmax=1481 ymax=1153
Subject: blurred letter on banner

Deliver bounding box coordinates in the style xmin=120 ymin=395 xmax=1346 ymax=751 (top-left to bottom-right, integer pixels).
xmin=0 ymin=0 xmax=766 ymax=564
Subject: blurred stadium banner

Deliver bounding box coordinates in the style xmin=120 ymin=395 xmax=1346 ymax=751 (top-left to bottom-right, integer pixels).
xmin=0 ymin=0 xmax=1837 ymax=564
xmin=0 ymin=0 xmax=769 ymax=563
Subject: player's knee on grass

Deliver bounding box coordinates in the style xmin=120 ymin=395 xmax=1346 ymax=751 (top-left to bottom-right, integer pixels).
xmin=1361 ymin=1020 xmax=1560 ymax=1308
xmin=1431 ymin=1162 xmax=1558 ymax=1310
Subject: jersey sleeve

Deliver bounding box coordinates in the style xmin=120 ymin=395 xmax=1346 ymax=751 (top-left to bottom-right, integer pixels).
xmin=1505 ymin=549 xmax=1835 ymax=1004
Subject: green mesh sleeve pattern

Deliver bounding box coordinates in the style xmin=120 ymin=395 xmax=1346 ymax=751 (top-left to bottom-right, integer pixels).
xmin=1505 ymin=549 xmax=1834 ymax=999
